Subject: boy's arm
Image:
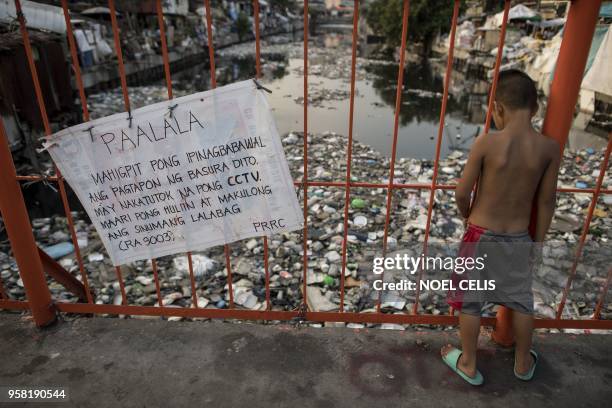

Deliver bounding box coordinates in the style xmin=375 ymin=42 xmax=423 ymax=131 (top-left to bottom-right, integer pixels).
xmin=455 ymin=136 xmax=486 ymax=219
xmin=534 ymin=148 xmax=561 ymax=242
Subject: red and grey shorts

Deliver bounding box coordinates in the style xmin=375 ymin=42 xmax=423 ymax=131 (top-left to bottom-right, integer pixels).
xmin=447 ymin=223 xmax=535 ymax=316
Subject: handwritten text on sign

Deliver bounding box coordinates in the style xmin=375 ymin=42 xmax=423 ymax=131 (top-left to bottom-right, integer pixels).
xmin=47 ymin=80 xmax=303 ymax=265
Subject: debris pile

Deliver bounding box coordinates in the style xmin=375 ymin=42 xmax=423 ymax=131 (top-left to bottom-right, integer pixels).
xmin=1 ymin=132 xmax=609 ymax=327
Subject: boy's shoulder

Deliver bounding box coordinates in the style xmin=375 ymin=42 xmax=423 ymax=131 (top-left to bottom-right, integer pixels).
xmin=532 ymin=131 xmax=561 ymax=161
xmin=473 ymin=130 xmax=560 ymax=156
xmin=469 ymin=131 xmax=499 ymax=152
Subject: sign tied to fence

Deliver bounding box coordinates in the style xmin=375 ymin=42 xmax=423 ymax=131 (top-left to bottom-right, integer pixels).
xmin=46 ymin=80 xmax=303 ymax=265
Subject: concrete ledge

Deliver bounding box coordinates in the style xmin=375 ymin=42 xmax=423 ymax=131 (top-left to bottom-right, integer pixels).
xmin=0 ymin=313 xmax=610 ymax=407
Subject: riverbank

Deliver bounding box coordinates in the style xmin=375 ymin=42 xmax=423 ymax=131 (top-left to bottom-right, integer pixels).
xmin=79 ymin=21 xmax=305 ymax=92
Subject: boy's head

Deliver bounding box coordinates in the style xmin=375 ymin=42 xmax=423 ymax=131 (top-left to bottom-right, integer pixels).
xmin=491 ymin=69 xmax=538 ymax=130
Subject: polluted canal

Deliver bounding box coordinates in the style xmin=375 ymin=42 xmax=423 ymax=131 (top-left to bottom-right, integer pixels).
xmin=87 ymin=25 xmax=484 ymax=160
xmin=4 ymin=26 xmax=611 ymax=325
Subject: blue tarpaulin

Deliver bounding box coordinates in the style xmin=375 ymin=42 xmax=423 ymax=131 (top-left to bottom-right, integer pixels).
xmin=585 ymin=25 xmax=609 ymax=74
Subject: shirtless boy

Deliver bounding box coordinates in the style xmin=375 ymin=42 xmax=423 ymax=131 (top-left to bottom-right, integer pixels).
xmin=441 ymin=69 xmax=560 ymax=385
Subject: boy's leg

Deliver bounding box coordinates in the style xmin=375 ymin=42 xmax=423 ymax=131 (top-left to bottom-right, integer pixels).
xmin=512 ymin=310 xmax=535 ymax=374
xmin=441 ymin=312 xmax=480 ymax=378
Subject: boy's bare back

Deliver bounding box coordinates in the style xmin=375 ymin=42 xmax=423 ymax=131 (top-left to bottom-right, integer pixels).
xmin=454 ymin=70 xmax=561 ymax=240
xmin=463 ymin=129 xmax=559 ymax=233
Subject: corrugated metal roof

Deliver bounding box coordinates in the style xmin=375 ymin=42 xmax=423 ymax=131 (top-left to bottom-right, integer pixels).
xmin=0 ymin=0 xmax=66 ymax=34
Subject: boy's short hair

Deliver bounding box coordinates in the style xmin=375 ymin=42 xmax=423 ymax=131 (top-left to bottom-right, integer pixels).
xmin=494 ymin=69 xmax=538 ymax=112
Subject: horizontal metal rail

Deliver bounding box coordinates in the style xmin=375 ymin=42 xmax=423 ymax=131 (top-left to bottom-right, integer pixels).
xmin=12 ymin=175 xmax=611 ymax=195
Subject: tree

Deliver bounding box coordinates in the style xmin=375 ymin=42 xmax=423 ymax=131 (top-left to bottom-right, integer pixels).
xmin=484 ymin=0 xmax=505 ymax=13
xmin=365 ymin=0 xmax=464 ymax=56
xmin=269 ymin=0 xmax=297 ymax=12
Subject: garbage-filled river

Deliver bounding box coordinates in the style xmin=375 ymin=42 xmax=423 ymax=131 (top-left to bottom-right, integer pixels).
xmin=89 ymin=25 xmax=488 ymax=160
xmin=88 ymin=24 xmax=605 ymax=159
xmin=6 ymin=26 xmax=608 ymax=322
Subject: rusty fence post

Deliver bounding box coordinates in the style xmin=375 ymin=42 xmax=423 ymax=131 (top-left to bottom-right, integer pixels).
xmin=491 ymin=0 xmax=602 ymax=345
xmin=0 ymin=118 xmax=55 ymax=326
xmin=542 ymin=0 xmax=602 ymax=150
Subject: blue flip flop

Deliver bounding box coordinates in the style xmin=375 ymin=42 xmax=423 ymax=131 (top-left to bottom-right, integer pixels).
xmin=442 ymin=348 xmax=484 ymax=386
xmin=514 ymin=349 xmax=538 ymax=381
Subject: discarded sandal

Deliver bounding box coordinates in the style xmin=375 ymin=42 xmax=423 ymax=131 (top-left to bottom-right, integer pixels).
xmin=442 ymin=347 xmax=484 ymax=386
xmin=514 ymin=349 xmax=538 ymax=381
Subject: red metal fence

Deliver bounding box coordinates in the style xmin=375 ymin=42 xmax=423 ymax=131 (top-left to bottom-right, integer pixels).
xmin=0 ymin=0 xmax=610 ymax=332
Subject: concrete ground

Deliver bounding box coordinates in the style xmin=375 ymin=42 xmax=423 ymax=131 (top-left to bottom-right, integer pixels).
xmin=0 ymin=312 xmax=610 ymax=408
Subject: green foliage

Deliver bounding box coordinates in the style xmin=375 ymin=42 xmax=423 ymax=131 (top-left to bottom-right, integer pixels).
xmin=365 ymin=0 xmax=464 ymax=53
xmin=236 ymin=12 xmax=250 ymax=41
xmin=268 ymin=0 xmax=296 ymax=10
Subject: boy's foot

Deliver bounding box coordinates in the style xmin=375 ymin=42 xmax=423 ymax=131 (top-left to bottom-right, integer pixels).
xmin=514 ymin=350 xmax=536 ymax=376
xmin=441 ymin=344 xmax=483 ymax=385
xmin=441 ymin=344 xmax=477 ymax=378
xmin=514 ymin=350 xmax=538 ymax=381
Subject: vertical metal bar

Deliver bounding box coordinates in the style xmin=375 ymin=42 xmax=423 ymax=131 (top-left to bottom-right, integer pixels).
xmin=483 ymin=0 xmax=510 ymax=134
xmin=378 ymin=0 xmax=410 ymax=312
xmin=225 ymin=247 xmax=234 ymax=308
xmin=556 ymin=135 xmax=611 ymax=319
xmin=302 ymin=0 xmax=310 ymax=307
xmin=55 ymin=185 xmax=93 ymax=302
xmin=413 ymin=0 xmax=460 ymax=315
xmin=253 ymin=0 xmax=262 ymax=77
xmin=494 ymin=0 xmax=600 ymax=342
xmin=156 ymin=0 xmax=199 ymax=308
xmin=152 ymin=260 xmax=163 ymax=307
xmin=156 ymin=0 xmax=173 ymax=100
xmin=187 ymin=254 xmax=198 ymax=308
xmin=252 ymin=0 xmax=270 ymax=311
xmin=204 ymin=0 xmax=217 ymax=88
xmin=594 ymin=267 xmax=612 ymax=320
xmin=15 ymin=0 xmax=49 ymax=131
xmin=0 ymin=277 xmax=7 ymax=299
xmin=0 ymin=116 xmax=55 ymax=326
xmin=62 ymin=0 xmax=128 ymax=306
xmin=108 ymin=0 xmax=167 ymax=309
xmin=264 ymin=236 xmax=271 ymax=310
xmin=60 ymin=0 xmax=89 ymax=122
xmin=474 ymin=0 xmax=510 ymax=344
xmin=542 ymin=0 xmax=602 ymax=152
xmin=201 ymin=1 xmax=234 ymax=308
xmin=114 ymin=266 xmax=127 ymax=305
xmin=15 ymin=0 xmax=93 ymax=304
xmin=338 ymin=0 xmax=360 ymax=313
xmin=186 ymin=251 xmax=198 ymax=307
xmin=108 ymin=0 xmax=131 ymax=113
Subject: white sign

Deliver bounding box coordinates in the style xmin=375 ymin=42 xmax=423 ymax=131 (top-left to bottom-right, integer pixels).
xmin=47 ymin=80 xmax=303 ymax=266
